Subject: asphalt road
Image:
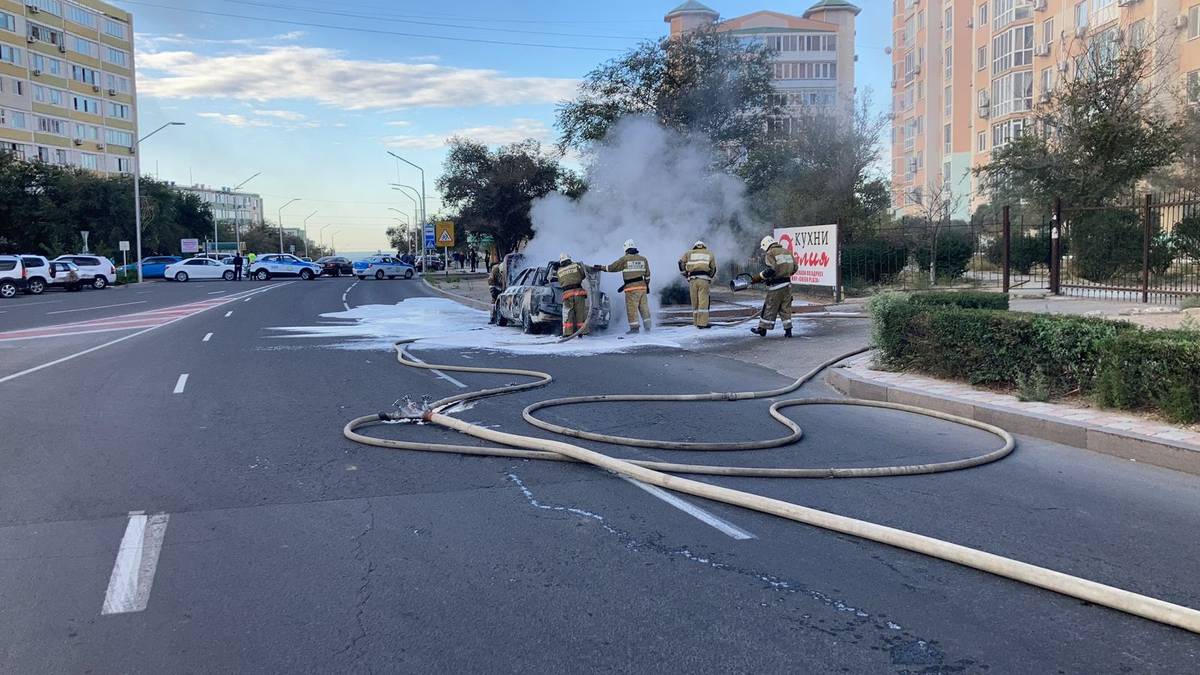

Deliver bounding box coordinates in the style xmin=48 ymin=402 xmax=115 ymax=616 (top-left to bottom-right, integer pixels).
xmin=1 ymin=277 xmax=1197 ymax=673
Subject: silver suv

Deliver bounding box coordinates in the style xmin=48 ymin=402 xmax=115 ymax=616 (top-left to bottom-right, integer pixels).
xmin=0 ymin=255 xmax=28 ymax=299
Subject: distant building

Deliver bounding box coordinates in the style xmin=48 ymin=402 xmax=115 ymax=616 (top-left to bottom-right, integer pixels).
xmin=174 ymin=183 xmax=265 ymax=227
xmin=0 ymin=0 xmax=137 ymax=174
xmin=665 ymin=0 xmax=860 ymax=126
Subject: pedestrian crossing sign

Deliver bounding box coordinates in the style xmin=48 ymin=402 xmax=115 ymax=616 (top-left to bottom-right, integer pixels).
xmin=435 ymin=221 xmax=456 ymax=248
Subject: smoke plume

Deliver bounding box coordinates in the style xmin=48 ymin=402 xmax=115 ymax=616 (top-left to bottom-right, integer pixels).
xmin=526 ymin=117 xmax=757 ymax=327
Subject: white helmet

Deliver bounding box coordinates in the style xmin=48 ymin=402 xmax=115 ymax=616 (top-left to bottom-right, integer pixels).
xmin=693 ymin=241 xmax=706 ymax=249
xmin=760 ymin=236 xmax=775 ymax=251
xmin=623 ymin=239 xmax=636 ymax=250
xmin=559 ymin=252 xmax=571 ymax=263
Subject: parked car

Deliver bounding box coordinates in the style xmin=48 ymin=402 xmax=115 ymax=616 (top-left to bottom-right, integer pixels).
xmin=20 ymin=255 xmax=91 ymax=293
xmin=414 ymin=255 xmax=446 ymax=272
xmin=315 ymin=256 xmax=354 ymax=277
xmin=0 ymin=255 xmax=28 ymax=299
xmin=165 ymin=258 xmax=236 ymax=282
xmin=249 ymin=253 xmax=321 ymax=280
xmin=352 ymin=255 xmax=415 ymax=280
xmin=495 ymin=254 xmax=611 ymax=334
xmin=117 ymin=256 xmax=182 ymax=279
xmin=53 ymin=254 xmax=116 ymax=289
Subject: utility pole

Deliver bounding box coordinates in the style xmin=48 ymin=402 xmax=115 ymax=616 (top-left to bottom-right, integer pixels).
xmin=278 ymin=198 xmax=300 ymax=254
xmin=302 ymin=210 xmax=319 ymax=259
xmin=133 ymin=122 xmax=185 ymax=282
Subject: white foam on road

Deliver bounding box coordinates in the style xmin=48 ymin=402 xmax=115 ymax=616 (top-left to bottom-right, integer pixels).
xmin=266 ymin=297 xmax=798 ymax=355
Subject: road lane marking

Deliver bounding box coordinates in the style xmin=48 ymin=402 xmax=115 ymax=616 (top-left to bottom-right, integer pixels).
xmin=207 ymin=291 xmax=226 ymax=295
xmin=202 ymin=332 xmax=213 ymax=342
xmin=405 ymin=353 xmax=467 ymax=388
xmin=101 ymin=512 xmax=169 ymax=615
xmin=243 ymin=296 xmax=254 ymax=302
xmin=621 ymin=477 xmax=756 ymax=540
xmin=46 ymin=301 xmax=147 ymax=315
xmin=224 ymin=311 xmax=233 ymax=318
xmin=173 ymin=373 xmax=189 ymax=394
xmin=0 ymin=299 xmax=63 ymax=309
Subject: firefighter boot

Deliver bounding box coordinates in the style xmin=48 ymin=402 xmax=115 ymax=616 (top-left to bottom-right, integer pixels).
xmin=626 ymin=326 xmax=640 ymax=335
xmin=784 ymin=327 xmax=793 ymax=338
xmin=750 ymin=327 xmax=767 ymax=337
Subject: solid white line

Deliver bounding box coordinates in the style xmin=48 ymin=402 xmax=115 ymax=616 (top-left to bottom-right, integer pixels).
xmin=173 ymin=373 xmax=189 ymax=394
xmin=101 ymin=512 xmax=169 ymax=615
xmin=621 ymin=477 xmax=756 ymax=540
xmin=0 ymin=299 xmax=64 ymax=309
xmin=202 ymin=332 xmax=213 ymax=342
xmin=207 ymin=291 xmax=226 ymax=295
xmin=46 ymin=301 xmax=147 ymax=315
xmin=224 ymin=311 xmax=233 ymax=318
xmin=406 ymin=353 xmax=467 ymax=388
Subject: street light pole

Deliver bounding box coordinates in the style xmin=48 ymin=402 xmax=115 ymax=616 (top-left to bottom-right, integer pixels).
xmin=388 ymin=209 xmax=411 ymax=254
xmin=330 ymin=230 xmax=344 ymax=254
xmin=390 ymin=184 xmax=421 ymax=255
xmin=277 ymin=198 xmax=300 ymax=254
xmin=231 ymin=172 xmax=261 ymax=254
xmin=133 ymin=121 xmax=185 ymax=283
xmin=319 ymin=223 xmax=336 ymax=250
xmin=302 ymin=210 xmax=318 ymax=258
xmin=387 ymin=151 xmax=426 ymax=236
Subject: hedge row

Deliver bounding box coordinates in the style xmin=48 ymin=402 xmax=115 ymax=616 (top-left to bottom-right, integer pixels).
xmin=869 ymin=294 xmax=1200 ymax=422
xmin=908 ymin=291 xmax=1010 ymax=311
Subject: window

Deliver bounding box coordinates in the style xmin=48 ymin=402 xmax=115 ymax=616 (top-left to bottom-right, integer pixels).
xmin=69 ymin=34 xmax=100 ymax=59
xmin=0 ymin=108 xmax=28 ymax=130
xmin=71 ymin=65 xmax=99 ymax=86
xmin=979 ymin=3 xmax=988 ymax=26
xmin=977 ymin=46 xmax=987 ymax=70
xmin=1075 ymin=2 xmax=1088 ymax=30
xmin=80 ymin=152 xmax=98 ymax=170
xmin=28 ymin=22 xmax=63 ymax=45
xmin=106 ymin=100 xmax=129 ymax=119
xmin=945 ymin=84 xmax=953 ymax=117
xmin=991 ymin=118 xmax=1026 ymax=148
xmin=31 ymin=54 xmax=64 ymax=76
xmin=103 ymin=47 xmax=128 ymax=68
xmin=944 ymin=123 xmax=952 ymax=153
xmin=1 ymin=142 xmax=30 ymax=160
xmin=0 ymin=44 xmax=22 ymax=66
xmin=1040 ymin=66 xmax=1054 ymax=96
xmin=104 ymin=73 xmax=131 ymax=94
xmin=976 ymin=129 xmax=986 ymax=152
xmin=945 ymin=46 xmax=953 ymax=81
xmin=103 ymin=18 xmax=129 ymax=40
xmin=74 ymin=122 xmax=99 ymax=141
xmin=993 ymin=24 xmax=1034 ymax=75
xmin=771 ymin=61 xmax=837 ymax=80
xmin=54 ymin=148 xmax=68 ymax=165
xmin=33 ymin=84 xmax=66 ymax=106
xmin=1130 ymin=20 xmax=1147 ymax=48
xmin=72 ymin=95 xmax=101 ymax=115
xmin=30 ymin=0 xmax=62 ymax=16
xmin=992 ymin=0 xmax=1033 ymax=30
xmin=113 ymin=155 xmax=132 ymax=173
xmin=918 ymin=10 xmax=925 ymax=32
xmin=0 ymin=11 xmax=15 ymax=32
xmin=105 ymin=128 xmax=133 ymax=146
xmin=945 ymin=7 xmax=953 ymax=40
xmin=66 ymin=3 xmax=98 ymax=29
xmin=36 ymin=116 xmax=68 ymax=135
xmin=1042 ymin=18 xmax=1054 ymax=50
xmin=1189 ymin=70 xmax=1200 ymax=105
xmin=1190 ymin=6 xmax=1200 ymax=41
xmin=903 ymin=15 xmax=916 ymax=48
xmin=991 ymin=70 xmax=1034 ymax=116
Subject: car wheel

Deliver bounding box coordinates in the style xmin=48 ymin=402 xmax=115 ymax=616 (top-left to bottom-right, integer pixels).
xmin=300 ymin=269 xmax=314 ymax=280
xmin=0 ymin=281 xmax=16 ymax=299
xmin=92 ymin=276 xmax=108 ymax=289
xmin=26 ymin=279 xmax=45 ymax=295
xmin=223 ymin=270 xmax=235 ymax=281
xmin=404 ymin=269 xmax=414 ymax=279
xmin=175 ymin=272 xmax=189 ymax=282
xmin=256 ymin=269 xmax=271 ymax=281
xmin=497 ymin=309 xmax=509 ymax=327
xmin=522 ymin=310 xmax=537 ymax=335
xmin=375 ymin=270 xmax=385 ymax=280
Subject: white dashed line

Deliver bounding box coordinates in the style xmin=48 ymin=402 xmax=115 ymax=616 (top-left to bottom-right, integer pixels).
xmin=621 ymin=477 xmax=756 ymax=540
xmin=173 ymin=373 xmax=189 ymax=394
xmin=202 ymin=332 xmax=213 ymax=342
xmin=243 ymin=296 xmax=254 ymax=302
xmin=224 ymin=311 xmax=233 ymax=318
xmin=207 ymin=291 xmax=226 ymax=295
xmin=101 ymin=511 xmax=169 ymax=615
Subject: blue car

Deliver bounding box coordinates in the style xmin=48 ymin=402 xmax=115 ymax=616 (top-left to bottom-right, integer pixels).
xmin=118 ymin=256 xmax=182 ymax=279
xmin=352 ymin=255 xmax=415 ymax=280
xmin=249 ymin=253 xmax=322 ymax=280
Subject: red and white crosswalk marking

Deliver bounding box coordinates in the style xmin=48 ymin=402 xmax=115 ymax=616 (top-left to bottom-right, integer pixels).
xmin=0 ymin=286 xmax=280 ymax=342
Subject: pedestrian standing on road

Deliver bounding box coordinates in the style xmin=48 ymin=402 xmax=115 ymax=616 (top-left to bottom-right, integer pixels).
xmin=555 ymin=253 xmax=589 ymax=337
xmin=594 ymin=239 xmax=651 ymax=334
xmin=247 ymin=252 xmax=257 ymax=280
xmin=487 ymin=260 xmax=507 ymax=325
xmin=750 ymin=236 xmax=797 ymax=338
xmin=678 ymin=241 xmax=716 ymax=329
xmin=469 ymin=248 xmax=479 ymax=273
xmin=233 ymin=253 xmax=243 ymax=281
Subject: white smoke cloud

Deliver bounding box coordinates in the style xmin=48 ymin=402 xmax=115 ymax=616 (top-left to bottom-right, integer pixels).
xmin=526 ymin=117 xmax=758 ymax=328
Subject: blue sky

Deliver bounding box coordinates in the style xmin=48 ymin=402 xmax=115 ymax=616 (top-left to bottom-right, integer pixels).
xmin=118 ymin=0 xmax=893 ymax=252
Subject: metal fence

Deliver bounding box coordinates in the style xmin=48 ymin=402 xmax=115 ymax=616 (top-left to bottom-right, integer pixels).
xmin=835 ymin=219 xmax=1004 ymax=293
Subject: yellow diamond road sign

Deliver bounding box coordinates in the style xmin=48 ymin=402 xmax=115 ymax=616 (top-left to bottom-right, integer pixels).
xmin=435 ymin=221 xmax=456 ymax=248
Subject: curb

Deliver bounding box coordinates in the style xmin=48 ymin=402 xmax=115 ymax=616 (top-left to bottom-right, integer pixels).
xmin=826 ymin=366 xmax=1200 ymax=477
xmin=420 ymin=276 xmax=492 ymax=310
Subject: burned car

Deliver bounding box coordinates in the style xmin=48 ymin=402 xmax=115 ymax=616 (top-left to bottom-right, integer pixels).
xmin=496 ymin=254 xmax=611 ymax=334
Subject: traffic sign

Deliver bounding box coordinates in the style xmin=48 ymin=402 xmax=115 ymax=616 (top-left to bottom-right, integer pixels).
xmin=435 ymin=221 xmax=456 ymax=248
xmin=118 ymin=240 xmax=130 ymax=252
xmin=424 ymin=224 xmax=435 ymax=250
xmin=181 ymin=238 xmax=199 ymax=254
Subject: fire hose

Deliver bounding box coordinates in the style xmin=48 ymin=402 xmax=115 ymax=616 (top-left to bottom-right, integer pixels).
xmin=343 ymin=347 xmax=1200 ymax=635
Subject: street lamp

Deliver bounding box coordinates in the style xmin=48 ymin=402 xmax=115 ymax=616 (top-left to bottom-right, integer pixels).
xmin=319 ymin=223 xmax=337 ymax=250
xmin=387 ymin=150 xmax=426 ymax=233
xmin=388 ymin=207 xmax=411 ymax=253
xmin=277 ymin=198 xmax=300 ymax=254
xmin=302 ymin=210 xmax=318 ymax=258
xmin=233 ymin=172 xmax=261 ymax=191
xmin=390 ymin=184 xmax=421 ymax=254
xmin=230 ymin=172 xmax=261 ymax=255
xmin=133 ymin=121 xmax=185 ymax=283
xmin=329 ymin=229 xmax=344 ymax=254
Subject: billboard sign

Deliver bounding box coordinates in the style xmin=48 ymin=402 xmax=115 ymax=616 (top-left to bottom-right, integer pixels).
xmin=181 ymin=238 xmax=200 ymax=254
xmin=772 ymin=224 xmax=838 ymax=288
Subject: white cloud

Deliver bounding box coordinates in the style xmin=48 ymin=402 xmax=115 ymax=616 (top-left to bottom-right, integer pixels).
xmin=136 ymin=31 xmax=304 ymax=50
xmin=198 ymin=110 xmax=320 ymax=130
xmin=383 ymin=118 xmax=552 ymax=150
xmin=196 ymin=112 xmax=273 ymax=128
xmin=254 ymin=109 xmax=307 ymax=121
xmin=138 ymin=46 xmax=578 ymax=111
xmin=385 ymin=120 xmax=413 ymax=127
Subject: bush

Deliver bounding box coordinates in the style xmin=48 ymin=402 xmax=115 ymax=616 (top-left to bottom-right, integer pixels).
xmin=1070 ymin=209 xmax=1143 ymax=282
xmin=984 ymin=230 xmax=1051 ymax=274
xmin=1094 ymin=330 xmax=1200 ymax=423
xmin=841 ymin=238 xmax=908 ymax=285
xmin=909 ymin=291 xmax=1009 ymax=310
xmin=659 ymin=280 xmax=690 ymax=305
xmin=912 ymin=229 xmax=976 ymax=280
xmin=1173 ymin=213 xmax=1200 ymax=261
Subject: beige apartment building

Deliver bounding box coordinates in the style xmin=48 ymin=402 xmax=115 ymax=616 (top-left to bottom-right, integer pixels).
xmin=666 ymin=0 xmax=860 ymax=122
xmin=0 ymin=0 xmax=136 ymax=174
xmin=891 ymin=0 xmax=1200 ymax=220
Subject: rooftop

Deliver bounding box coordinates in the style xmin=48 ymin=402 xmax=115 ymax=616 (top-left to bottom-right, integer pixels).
xmin=666 ymin=0 xmax=719 ymax=17
xmin=804 ymin=0 xmax=862 ymax=15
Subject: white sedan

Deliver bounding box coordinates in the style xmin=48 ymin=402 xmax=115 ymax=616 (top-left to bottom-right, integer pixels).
xmin=165 ymin=258 xmax=237 ymax=282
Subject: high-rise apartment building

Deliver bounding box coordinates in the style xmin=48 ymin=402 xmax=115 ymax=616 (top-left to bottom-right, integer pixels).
xmin=173 ymin=183 xmax=265 ymax=227
xmin=666 ymin=1 xmax=860 ymax=123
xmin=0 ymin=0 xmax=136 ymax=174
xmin=891 ymin=0 xmax=1200 ymax=220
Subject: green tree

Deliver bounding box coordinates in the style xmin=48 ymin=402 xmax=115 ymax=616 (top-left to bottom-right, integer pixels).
xmin=555 ymin=28 xmax=779 ymax=166
xmin=436 ymin=138 xmax=576 ymax=257
xmin=974 ymin=37 xmax=1183 ymax=206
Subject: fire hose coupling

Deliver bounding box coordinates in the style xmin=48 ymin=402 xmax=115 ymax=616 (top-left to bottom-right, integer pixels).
xmin=729 ymin=273 xmax=753 ymax=292
xmin=384 ymin=395 xmax=433 ymax=422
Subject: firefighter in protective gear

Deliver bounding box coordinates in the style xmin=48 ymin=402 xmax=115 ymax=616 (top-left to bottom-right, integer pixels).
xmin=594 ymin=239 xmax=651 ymax=334
xmin=556 ymin=253 xmax=589 ymax=337
xmin=750 ymin=236 xmax=797 ymax=338
xmin=486 ymin=261 xmax=506 ymax=325
xmin=677 ymin=241 xmax=717 ymax=329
